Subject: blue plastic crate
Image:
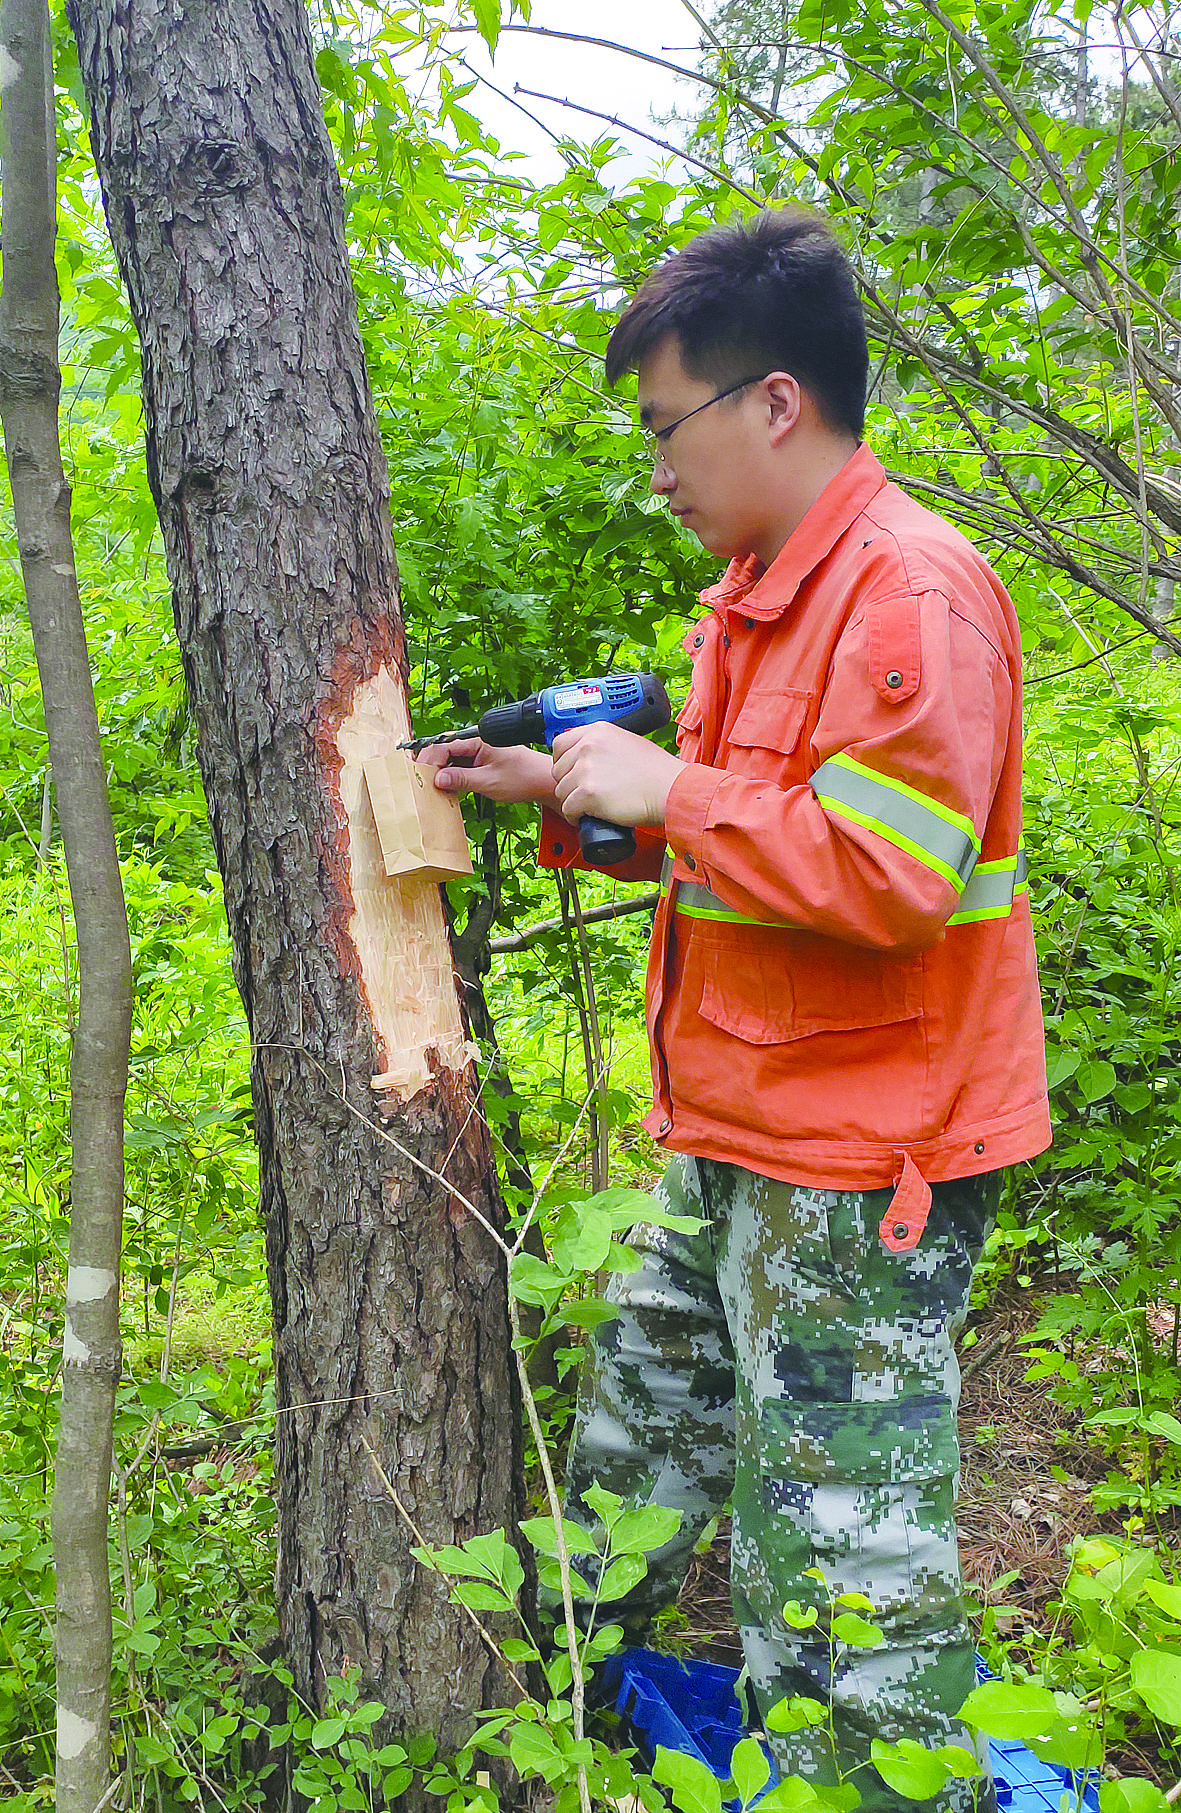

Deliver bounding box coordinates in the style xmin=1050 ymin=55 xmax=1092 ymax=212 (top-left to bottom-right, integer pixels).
xmin=973 ymin=1657 xmax=1100 ymax=1813
xmin=600 ymin=1648 xmax=763 ymax=1778
xmin=600 ymin=1648 xmax=1101 ymax=1813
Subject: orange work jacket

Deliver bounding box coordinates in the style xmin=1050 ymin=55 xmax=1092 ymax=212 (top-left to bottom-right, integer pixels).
xmin=541 ymin=444 xmax=1050 ymax=1237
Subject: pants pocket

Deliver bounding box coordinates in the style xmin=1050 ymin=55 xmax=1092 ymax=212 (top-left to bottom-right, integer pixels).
xmin=759 ymin=1394 xmax=964 ymax=1635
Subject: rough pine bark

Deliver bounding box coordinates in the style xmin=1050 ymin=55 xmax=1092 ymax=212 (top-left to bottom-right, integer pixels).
xmin=66 ymin=0 xmax=522 ymax=1754
xmin=0 ymin=2 xmax=132 ymax=1806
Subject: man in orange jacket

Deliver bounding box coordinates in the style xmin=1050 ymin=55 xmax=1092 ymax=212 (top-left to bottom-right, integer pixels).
xmin=427 ymin=209 xmax=1050 ymax=1812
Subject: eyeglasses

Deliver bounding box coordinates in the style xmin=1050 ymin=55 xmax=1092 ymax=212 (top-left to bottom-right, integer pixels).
xmin=641 ymin=374 xmax=769 ymax=466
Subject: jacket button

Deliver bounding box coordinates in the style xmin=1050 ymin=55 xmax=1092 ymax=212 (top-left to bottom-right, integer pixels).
xmin=684 ymin=854 xmax=696 ymax=871
xmin=974 ymin=1141 xmax=985 ymax=1154
xmin=693 ymin=633 xmax=705 ymax=647
xmin=659 ymin=1118 xmax=671 ymax=1134
xmin=552 ymin=841 xmax=564 ymax=855
xmin=885 ymin=670 xmax=904 ymax=688
xmin=892 ymin=1223 xmax=909 ymax=1241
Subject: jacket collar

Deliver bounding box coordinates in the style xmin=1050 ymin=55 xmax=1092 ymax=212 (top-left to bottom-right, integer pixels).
xmin=698 ymin=441 xmax=888 ymax=622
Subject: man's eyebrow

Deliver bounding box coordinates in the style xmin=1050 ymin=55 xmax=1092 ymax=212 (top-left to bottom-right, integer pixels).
xmin=639 ymin=402 xmax=657 ymax=428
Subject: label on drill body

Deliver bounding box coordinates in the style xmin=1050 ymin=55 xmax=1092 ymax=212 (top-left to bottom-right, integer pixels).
xmin=552 ymin=683 xmax=606 ymax=716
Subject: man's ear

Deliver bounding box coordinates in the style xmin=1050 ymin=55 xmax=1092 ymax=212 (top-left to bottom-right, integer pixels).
xmin=764 ymin=372 xmax=803 ymax=445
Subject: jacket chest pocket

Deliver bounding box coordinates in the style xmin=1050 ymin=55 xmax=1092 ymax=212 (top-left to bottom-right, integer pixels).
xmin=698 ymin=926 xmax=922 ymax=1045
xmin=724 ymin=687 xmax=812 ymax=780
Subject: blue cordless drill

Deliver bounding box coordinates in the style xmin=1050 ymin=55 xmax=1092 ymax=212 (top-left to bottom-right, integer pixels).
xmin=401 ymin=671 xmax=671 ymax=865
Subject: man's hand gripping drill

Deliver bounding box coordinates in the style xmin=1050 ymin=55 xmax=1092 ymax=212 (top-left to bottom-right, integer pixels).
xmin=405 ymin=673 xmax=679 ymax=864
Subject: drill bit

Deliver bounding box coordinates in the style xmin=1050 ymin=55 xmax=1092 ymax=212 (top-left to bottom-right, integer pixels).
xmin=397 ymin=725 xmax=479 ymax=755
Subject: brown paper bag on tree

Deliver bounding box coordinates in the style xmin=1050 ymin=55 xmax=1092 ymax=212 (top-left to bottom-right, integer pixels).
xmin=361 ymin=752 xmax=474 ymax=884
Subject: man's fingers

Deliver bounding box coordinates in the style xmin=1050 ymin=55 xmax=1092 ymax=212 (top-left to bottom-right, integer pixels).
xmin=417 ymin=736 xmax=481 ymax=763
xmin=434 ymin=764 xmax=471 ymax=792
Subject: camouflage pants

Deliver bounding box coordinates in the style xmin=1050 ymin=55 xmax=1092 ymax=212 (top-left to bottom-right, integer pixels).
xmin=563 ymin=1154 xmax=999 ymax=1813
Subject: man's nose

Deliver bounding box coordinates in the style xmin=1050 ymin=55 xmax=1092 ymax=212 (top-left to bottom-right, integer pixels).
xmin=650 ymin=456 xmax=675 ymax=496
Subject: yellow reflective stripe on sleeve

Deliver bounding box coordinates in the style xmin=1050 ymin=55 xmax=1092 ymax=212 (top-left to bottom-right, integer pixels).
xmin=660 ymin=840 xmax=1028 ymax=933
xmin=946 ymin=847 xmax=1029 ymax=925
xmin=809 ymin=752 xmax=980 ymax=891
xmin=674 ymin=883 xmax=784 ymax=927
xmin=659 ymin=854 xmax=785 ymax=928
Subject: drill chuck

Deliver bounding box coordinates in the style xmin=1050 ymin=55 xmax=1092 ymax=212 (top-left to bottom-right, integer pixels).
xmin=476 ymin=695 xmax=546 ymax=747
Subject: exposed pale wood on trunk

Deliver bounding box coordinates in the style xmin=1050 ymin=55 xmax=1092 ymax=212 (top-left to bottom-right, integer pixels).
xmin=335 ymin=664 xmax=474 ymax=1094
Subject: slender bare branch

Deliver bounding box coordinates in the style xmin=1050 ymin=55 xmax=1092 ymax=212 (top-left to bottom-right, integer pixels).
xmin=513 ymin=84 xmax=763 ymax=204
xmin=491 ymin=891 xmax=659 ymax=953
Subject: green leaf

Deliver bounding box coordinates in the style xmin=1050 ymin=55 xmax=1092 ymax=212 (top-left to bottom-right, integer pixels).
xmin=832 ymin=1612 xmax=884 ymax=1648
xmin=311 ymin=1715 xmax=347 ymax=1750
xmin=1025 ymin=1709 xmax=1100 ymax=1773
xmin=459 ymin=1529 xmax=524 ymax=1594
xmin=1100 ymin=1780 xmax=1171 ymax=1813
xmin=125 ymin=1628 xmax=163 ymax=1657
xmin=728 ymin=1736 xmax=771 ymax=1807
xmin=598 ymin=1553 xmax=648 ymax=1600
xmin=518 ymin=1515 xmax=600 ymax=1559
xmin=754 ymin=1783 xmax=825 ymax=1813
xmin=509 ymin=1254 xmax=565 ymax=1305
xmin=1131 ymin=1649 xmax=1181 ymax=1725
xmin=561 ymin=1297 xmax=619 ymax=1332
xmin=454 ymin=1580 xmax=514 ymax=1613
xmin=470 ymin=0 xmax=501 ymax=56
xmin=1142 ymin=1580 xmax=1181 ymax=1620
xmin=1145 ymin=1412 xmax=1181 ymax=1446
xmin=608 ymin=1504 xmax=682 ymax=1556
xmin=1045 ymin=1047 xmax=1080 ymax=1089
xmin=871 ymin=1737 xmax=954 ymax=1799
xmin=766 ymin=1695 xmax=828 ymax=1734
xmin=653 ymin=1745 xmax=724 ymax=1813
xmin=508 ymin=1722 xmax=564 ymax=1783
xmin=782 ymin=1600 xmax=820 ymax=1629
xmin=350 ymin=1701 xmax=385 ymax=1729
xmin=536 ymin=1559 xmax=594 ymax=1598
xmin=1077 ymin=1059 xmax=1116 ymax=1103
xmin=958 ymin=1679 xmax=1059 ymax=1742
xmin=934 ymin=1743 xmax=983 ymax=1780
xmin=135 ymin=1733 xmax=174 ymax=1766
xmin=584 ymin=1621 xmax=626 ymax=1661
xmin=582 ymin=1481 xmax=622 ymax=1528
xmin=414 ymin=1541 xmax=495 ymax=1580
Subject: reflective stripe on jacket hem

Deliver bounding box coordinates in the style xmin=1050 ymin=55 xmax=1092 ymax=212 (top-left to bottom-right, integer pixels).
xmin=809 ymin=751 xmax=979 ymax=890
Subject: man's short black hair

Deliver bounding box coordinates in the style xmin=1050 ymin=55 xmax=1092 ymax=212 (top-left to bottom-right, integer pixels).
xmin=605 ymin=208 xmax=868 ymax=441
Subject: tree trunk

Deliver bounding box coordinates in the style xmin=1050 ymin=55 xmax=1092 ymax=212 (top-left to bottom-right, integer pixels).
xmin=0 ymin=2 xmax=132 ymax=1808
xmin=66 ymin=0 xmax=522 ymax=1758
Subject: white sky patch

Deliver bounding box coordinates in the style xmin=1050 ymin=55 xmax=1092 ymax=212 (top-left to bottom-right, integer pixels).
xmin=442 ymin=0 xmax=704 ymax=189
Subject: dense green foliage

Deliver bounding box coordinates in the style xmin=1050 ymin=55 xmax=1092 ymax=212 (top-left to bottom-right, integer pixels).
xmin=3 ymin=0 xmax=1181 ymax=1805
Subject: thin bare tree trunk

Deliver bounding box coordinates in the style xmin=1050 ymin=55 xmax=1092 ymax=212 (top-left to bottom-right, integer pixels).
xmin=0 ymin=4 xmax=133 ymax=1810
xmin=66 ymin=0 xmax=523 ymax=1766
